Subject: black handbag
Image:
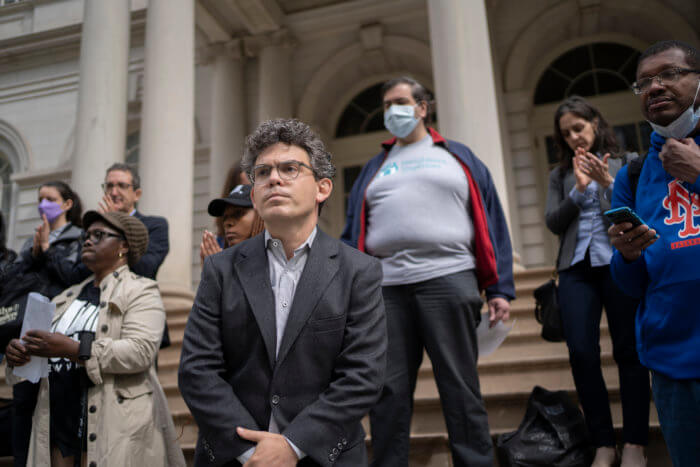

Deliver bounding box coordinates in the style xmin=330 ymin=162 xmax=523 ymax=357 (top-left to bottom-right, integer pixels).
xmin=533 ymin=272 xmax=564 ymax=342
xmin=0 ymin=264 xmax=48 ymax=350
xmin=496 ymin=386 xmax=593 ymax=466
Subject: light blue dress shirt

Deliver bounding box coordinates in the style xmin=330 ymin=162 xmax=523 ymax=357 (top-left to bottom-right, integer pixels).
xmin=569 ymin=178 xmax=614 ymax=267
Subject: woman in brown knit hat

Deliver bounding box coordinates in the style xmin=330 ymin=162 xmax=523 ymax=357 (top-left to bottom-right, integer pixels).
xmin=5 ymin=211 xmax=185 ymax=467
xmin=199 ymin=184 xmax=265 ymax=262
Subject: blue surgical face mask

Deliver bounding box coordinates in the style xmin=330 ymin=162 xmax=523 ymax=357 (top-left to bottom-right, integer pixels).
xmin=649 ymin=80 xmax=700 ymax=139
xmin=384 ymin=104 xmax=420 ymax=138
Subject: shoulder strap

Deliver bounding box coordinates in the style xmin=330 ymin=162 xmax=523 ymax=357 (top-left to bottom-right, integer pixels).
xmin=626 ymin=152 xmax=647 ymax=204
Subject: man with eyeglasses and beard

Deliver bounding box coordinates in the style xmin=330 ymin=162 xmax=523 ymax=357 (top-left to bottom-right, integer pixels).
xmin=607 ymin=40 xmax=700 ymax=466
xmin=179 ymin=119 xmax=387 ymax=467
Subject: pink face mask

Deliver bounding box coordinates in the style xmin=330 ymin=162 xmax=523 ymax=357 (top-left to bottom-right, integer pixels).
xmin=38 ymin=199 xmax=64 ymax=223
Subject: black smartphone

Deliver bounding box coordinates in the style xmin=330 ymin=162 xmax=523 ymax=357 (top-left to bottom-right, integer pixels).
xmin=604 ymin=207 xmax=645 ymax=227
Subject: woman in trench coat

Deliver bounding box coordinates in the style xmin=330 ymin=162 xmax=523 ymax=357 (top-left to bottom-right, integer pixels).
xmin=6 ymin=210 xmax=185 ymax=467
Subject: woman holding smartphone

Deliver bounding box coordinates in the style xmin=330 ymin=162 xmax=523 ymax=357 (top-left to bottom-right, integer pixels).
xmin=545 ymin=96 xmax=650 ymax=467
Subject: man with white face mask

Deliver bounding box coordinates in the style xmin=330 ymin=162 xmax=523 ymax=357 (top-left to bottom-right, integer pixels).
xmin=608 ymin=40 xmax=700 ymax=466
xmin=341 ymin=77 xmax=514 ymax=467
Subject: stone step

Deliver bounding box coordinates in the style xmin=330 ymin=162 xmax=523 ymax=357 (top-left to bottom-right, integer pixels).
xmin=166 ymin=357 xmax=653 ymax=442
xmin=161 ymin=295 xmax=615 ymax=352
xmin=172 ymin=412 xmax=668 ymax=467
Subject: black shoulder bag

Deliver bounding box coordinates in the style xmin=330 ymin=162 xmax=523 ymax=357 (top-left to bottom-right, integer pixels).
xmin=533 ymin=169 xmax=565 ymax=342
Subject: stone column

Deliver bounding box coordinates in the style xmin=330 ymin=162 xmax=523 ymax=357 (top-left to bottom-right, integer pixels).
xmin=254 ymin=30 xmax=294 ymax=122
xmin=138 ymin=0 xmax=195 ymax=288
xmin=72 ymin=1 xmax=130 ymax=209
xmin=427 ymin=0 xmax=511 ymax=223
xmin=209 ymin=41 xmax=247 ymax=199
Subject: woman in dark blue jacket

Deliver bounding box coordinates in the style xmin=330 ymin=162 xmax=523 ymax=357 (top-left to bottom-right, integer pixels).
xmin=544 ymin=96 xmax=649 ymax=467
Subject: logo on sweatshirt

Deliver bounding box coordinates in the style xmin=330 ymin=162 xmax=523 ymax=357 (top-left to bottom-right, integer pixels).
xmin=663 ymin=180 xmax=700 ymax=241
xmin=376 ymin=162 xmax=399 ymax=178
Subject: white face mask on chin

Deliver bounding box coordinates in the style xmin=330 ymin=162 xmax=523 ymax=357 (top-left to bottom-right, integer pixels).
xmin=648 ymin=80 xmax=700 ymax=139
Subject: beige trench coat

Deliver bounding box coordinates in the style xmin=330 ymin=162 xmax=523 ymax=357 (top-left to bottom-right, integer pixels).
xmin=23 ymin=265 xmax=185 ymax=467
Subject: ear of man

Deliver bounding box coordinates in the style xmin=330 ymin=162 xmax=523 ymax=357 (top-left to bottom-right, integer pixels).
xmin=316 ymin=178 xmax=333 ymax=205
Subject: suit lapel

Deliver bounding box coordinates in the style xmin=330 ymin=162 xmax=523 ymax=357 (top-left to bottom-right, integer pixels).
xmin=235 ymin=236 xmax=277 ymax=369
xmin=276 ymin=230 xmax=339 ymax=366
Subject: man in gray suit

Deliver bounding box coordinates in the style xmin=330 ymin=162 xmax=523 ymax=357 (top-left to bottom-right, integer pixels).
xmin=179 ymin=118 xmax=387 ymax=467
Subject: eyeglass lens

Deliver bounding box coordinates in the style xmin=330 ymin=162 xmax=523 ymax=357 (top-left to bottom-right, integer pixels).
xmin=635 ymin=68 xmax=690 ymax=93
xmin=102 ymin=182 xmax=132 ymax=192
xmin=253 ymin=161 xmax=303 ymax=183
xmin=82 ymin=230 xmax=121 ymax=244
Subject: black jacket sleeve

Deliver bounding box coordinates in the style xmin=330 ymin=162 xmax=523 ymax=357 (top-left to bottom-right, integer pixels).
xmin=178 ymin=256 xmax=260 ymax=463
xmin=132 ymin=215 xmax=169 ymax=280
xmin=544 ymin=168 xmax=580 ymax=236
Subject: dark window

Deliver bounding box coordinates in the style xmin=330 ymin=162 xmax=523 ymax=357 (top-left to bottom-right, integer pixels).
xmin=126 ymin=132 xmax=140 ymax=166
xmin=0 ymin=154 xmax=11 ymax=219
xmin=534 ymin=43 xmax=640 ymax=105
xmin=335 ymin=84 xmax=385 ymax=138
xmin=343 ymin=165 xmax=362 ymax=213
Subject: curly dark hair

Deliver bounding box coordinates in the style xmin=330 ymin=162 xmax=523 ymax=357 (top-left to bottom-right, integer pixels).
xmin=39 ymin=181 xmax=83 ymax=227
xmin=553 ymin=95 xmax=620 ymax=173
xmin=241 ymin=118 xmax=336 ymax=182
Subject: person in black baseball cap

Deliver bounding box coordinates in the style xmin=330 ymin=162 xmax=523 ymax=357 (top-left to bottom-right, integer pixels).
xmin=199 ymin=184 xmax=264 ymax=262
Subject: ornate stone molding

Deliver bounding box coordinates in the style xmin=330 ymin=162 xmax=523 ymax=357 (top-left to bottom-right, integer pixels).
xmin=359 ymin=23 xmax=383 ymax=51
xmin=196 ymin=38 xmax=245 ymax=65
xmin=243 ymin=28 xmax=297 ymax=58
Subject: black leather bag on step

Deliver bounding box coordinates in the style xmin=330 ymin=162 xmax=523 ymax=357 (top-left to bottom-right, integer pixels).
xmin=496 ymin=386 xmax=593 ymax=467
xmin=533 ymin=277 xmax=564 ymax=342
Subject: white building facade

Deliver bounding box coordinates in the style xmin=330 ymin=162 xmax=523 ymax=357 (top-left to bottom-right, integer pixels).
xmin=0 ymin=0 xmax=698 ymax=293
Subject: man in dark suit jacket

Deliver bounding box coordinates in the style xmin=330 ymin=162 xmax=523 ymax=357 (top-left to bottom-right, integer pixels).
xmin=179 ymin=118 xmax=387 ymax=467
xmin=98 ymin=163 xmax=170 ymax=280
xmin=69 ymin=163 xmax=171 ymax=346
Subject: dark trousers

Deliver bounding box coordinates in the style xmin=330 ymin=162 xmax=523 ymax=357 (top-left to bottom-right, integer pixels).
xmin=558 ymin=256 xmax=650 ymax=447
xmin=369 ymin=270 xmax=492 ymax=467
xmin=652 ymin=372 xmax=700 ymax=466
xmin=11 ymin=380 xmax=39 ymax=467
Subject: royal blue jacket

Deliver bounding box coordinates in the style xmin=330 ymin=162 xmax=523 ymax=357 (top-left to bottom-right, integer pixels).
xmin=611 ymin=131 xmax=700 ymax=379
xmin=340 ymin=128 xmax=515 ymax=300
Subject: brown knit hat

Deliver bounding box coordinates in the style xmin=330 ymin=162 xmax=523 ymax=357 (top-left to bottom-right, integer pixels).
xmin=82 ymin=210 xmax=149 ymax=268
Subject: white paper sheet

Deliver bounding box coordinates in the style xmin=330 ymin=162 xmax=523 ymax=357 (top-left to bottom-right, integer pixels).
xmin=477 ymin=311 xmax=515 ymax=358
xmin=13 ymin=292 xmax=55 ymax=383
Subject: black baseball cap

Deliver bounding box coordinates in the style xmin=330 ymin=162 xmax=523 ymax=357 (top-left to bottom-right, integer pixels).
xmin=207 ymin=184 xmax=253 ymax=217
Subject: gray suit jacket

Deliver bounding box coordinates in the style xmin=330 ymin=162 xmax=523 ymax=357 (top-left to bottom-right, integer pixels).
xmin=544 ymin=156 xmax=631 ymax=271
xmin=178 ymin=229 xmax=387 ymax=467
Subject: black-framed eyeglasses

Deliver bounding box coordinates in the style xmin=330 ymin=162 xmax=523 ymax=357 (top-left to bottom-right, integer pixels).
xmin=632 ymin=67 xmax=700 ymax=95
xmin=101 ymin=182 xmax=134 ymax=193
xmin=81 ymin=229 xmax=124 ymax=245
xmin=250 ymin=160 xmax=314 ymax=185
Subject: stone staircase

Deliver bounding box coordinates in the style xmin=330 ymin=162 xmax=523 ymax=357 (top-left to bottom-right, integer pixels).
xmin=0 ymin=267 xmax=671 ymax=466
xmin=161 ymin=266 xmax=671 ymax=466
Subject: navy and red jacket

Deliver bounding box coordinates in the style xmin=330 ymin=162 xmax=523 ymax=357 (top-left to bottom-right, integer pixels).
xmin=340 ymin=128 xmax=515 ymax=300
